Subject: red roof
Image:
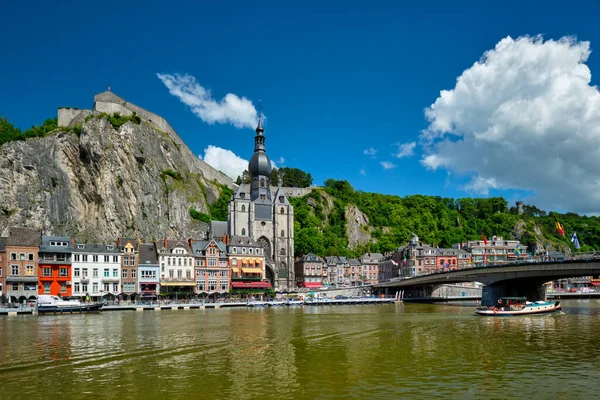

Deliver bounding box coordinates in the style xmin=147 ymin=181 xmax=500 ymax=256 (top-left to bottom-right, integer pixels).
xmin=231 ymin=281 xmax=272 ymax=289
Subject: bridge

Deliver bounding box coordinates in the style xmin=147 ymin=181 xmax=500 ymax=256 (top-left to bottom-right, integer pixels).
xmin=372 ymin=257 xmax=600 ymax=305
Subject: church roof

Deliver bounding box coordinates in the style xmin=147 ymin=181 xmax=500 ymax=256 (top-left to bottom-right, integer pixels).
xmin=273 ymin=187 xmax=290 ymax=205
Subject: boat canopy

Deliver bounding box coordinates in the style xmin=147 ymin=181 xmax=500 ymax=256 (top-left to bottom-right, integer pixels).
xmin=500 ymin=297 xmax=527 ymax=300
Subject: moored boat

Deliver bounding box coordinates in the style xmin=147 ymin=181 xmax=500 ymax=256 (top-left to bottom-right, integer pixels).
xmin=475 ymin=296 xmax=561 ymax=316
xmin=36 ymin=295 xmax=103 ymax=314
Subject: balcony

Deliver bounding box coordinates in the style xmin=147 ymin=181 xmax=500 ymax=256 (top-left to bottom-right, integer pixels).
xmin=38 ymin=256 xmax=71 ymax=264
xmin=80 ymin=276 xmax=89 ymax=282
xmin=102 ymin=276 xmax=120 ymax=282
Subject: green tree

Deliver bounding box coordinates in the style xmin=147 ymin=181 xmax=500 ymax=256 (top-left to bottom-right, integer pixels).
xmin=270 ymin=168 xmax=280 ymax=186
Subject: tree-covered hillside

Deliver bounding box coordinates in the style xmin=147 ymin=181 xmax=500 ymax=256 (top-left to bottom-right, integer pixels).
xmin=290 ymin=179 xmax=599 ymax=258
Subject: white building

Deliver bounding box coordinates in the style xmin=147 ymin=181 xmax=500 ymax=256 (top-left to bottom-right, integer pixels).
xmin=157 ymin=239 xmax=195 ymax=298
xmin=71 ymin=243 xmax=121 ymax=301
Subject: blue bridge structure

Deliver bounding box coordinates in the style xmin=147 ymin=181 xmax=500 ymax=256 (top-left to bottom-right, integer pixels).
xmin=372 ymin=256 xmax=600 ymax=305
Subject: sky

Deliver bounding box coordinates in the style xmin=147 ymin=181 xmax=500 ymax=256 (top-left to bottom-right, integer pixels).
xmin=3 ymin=0 xmax=600 ymax=214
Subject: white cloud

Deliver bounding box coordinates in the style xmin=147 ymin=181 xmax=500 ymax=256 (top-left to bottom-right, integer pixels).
xmin=363 ymin=147 xmax=377 ymax=156
xmin=275 ymin=156 xmax=285 ymax=165
xmin=200 ymin=145 xmax=248 ymax=179
xmin=394 ymin=142 xmax=416 ymax=158
xmin=421 ymin=35 xmax=600 ymax=214
xmin=380 ymin=161 xmax=396 ymax=170
xmin=360 ymin=168 xmax=366 ymax=176
xmin=157 ymin=73 xmax=258 ymax=129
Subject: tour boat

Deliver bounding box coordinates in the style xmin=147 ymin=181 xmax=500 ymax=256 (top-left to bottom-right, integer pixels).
xmin=475 ymin=297 xmax=561 ymax=316
xmin=36 ymin=295 xmax=104 ymax=314
xmin=247 ymin=300 xmax=268 ymax=307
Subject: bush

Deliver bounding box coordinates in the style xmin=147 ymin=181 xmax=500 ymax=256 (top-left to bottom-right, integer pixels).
xmin=190 ymin=208 xmax=210 ymax=223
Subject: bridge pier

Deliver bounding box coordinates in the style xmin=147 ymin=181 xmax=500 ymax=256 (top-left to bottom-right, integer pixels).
xmin=481 ymin=283 xmax=547 ymax=306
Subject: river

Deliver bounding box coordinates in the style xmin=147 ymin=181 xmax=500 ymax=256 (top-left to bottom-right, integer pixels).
xmin=1 ymin=300 xmax=599 ymax=399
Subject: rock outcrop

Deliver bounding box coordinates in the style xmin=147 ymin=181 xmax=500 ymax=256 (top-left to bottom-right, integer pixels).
xmin=0 ymin=116 xmax=233 ymax=242
xmin=345 ymin=203 xmax=374 ymax=249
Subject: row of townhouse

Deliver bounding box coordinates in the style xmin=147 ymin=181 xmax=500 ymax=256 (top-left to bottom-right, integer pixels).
xmin=0 ymin=227 xmax=274 ymax=303
xmin=379 ymin=234 xmax=529 ymax=282
xmin=294 ymin=253 xmax=384 ymax=288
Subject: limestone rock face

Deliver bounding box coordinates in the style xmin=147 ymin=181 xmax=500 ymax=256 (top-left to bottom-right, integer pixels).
xmin=0 ymin=116 xmax=233 ymax=242
xmin=345 ymin=203 xmax=374 ymax=249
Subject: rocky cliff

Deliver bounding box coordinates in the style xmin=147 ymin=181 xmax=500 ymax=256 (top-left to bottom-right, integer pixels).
xmin=0 ymin=115 xmax=233 ymax=242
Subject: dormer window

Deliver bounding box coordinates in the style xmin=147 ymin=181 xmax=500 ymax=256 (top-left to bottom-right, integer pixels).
xmin=260 ymin=178 xmax=265 ymax=187
xmin=77 ymin=244 xmax=84 ymax=249
xmin=249 ymin=248 xmax=253 ymax=255
xmin=279 ymin=196 xmax=284 ymax=203
xmin=240 ymin=193 xmax=245 ymax=199
xmin=242 ymin=247 xmax=246 ymax=254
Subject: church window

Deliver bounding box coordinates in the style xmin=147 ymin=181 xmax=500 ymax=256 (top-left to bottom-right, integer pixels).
xmin=281 ymin=230 xmax=285 ymax=237
xmin=280 ymin=248 xmax=285 ymax=256
xmin=242 ymin=228 xmax=246 ymax=236
xmin=260 ymin=194 xmax=266 ymax=200
xmin=260 ymin=178 xmax=265 ymax=188
xmin=280 ymin=207 xmax=284 ymax=214
xmin=241 ymin=205 xmax=246 ymax=212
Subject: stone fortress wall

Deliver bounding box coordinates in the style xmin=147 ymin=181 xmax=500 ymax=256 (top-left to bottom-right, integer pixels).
xmin=57 ymin=90 xmax=233 ymax=188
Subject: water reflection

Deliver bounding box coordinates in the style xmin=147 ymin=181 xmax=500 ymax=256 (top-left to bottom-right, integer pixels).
xmin=0 ymin=301 xmax=600 ymax=399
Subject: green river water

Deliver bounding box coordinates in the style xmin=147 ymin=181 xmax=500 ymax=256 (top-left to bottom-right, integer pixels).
xmin=1 ymin=301 xmax=599 ymax=399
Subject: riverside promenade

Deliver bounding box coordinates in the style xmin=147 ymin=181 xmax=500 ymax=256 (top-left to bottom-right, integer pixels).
xmin=0 ymin=297 xmax=397 ymax=316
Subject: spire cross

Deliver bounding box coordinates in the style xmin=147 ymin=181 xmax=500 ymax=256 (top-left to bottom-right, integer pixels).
xmin=258 ymin=99 xmax=263 ymax=123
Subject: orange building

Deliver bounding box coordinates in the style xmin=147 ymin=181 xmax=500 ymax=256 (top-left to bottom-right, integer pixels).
xmin=38 ymin=236 xmax=73 ymax=296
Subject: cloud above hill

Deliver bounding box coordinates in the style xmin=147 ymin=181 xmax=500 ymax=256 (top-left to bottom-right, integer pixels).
xmin=421 ymin=35 xmax=600 ymax=214
xmin=157 ymin=73 xmax=258 ymax=129
xmin=200 ymin=145 xmax=248 ymax=179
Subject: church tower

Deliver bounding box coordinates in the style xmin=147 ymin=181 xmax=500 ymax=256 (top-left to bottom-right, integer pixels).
xmin=227 ymin=118 xmax=295 ymax=292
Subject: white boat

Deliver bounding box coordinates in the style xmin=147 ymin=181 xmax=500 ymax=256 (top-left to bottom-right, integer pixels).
xmin=286 ymin=299 xmax=304 ymax=306
xmin=475 ymin=297 xmax=561 ymax=316
xmin=36 ymin=295 xmax=103 ymax=314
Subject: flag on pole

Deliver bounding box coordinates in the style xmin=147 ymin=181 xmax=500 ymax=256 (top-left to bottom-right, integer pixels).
xmin=571 ymin=232 xmax=581 ymax=249
xmin=555 ymin=221 xmax=565 ymax=236
xmin=403 ymin=255 xmax=407 ymax=265
xmin=482 ymin=234 xmax=488 ymax=245
xmin=436 ymin=245 xmax=441 ymax=254
xmin=515 ymin=244 xmax=522 ymax=256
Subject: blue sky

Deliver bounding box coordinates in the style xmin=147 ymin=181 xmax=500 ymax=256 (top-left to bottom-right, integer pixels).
xmin=3 ymin=0 xmax=600 ymax=213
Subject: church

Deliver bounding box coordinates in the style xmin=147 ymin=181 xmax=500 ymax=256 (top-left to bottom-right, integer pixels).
xmin=224 ymin=119 xmax=295 ymax=292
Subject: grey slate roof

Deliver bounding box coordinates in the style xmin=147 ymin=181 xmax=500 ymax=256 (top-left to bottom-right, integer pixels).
xmin=360 ymin=252 xmax=384 ymax=263
xmin=210 ymin=221 xmax=228 ymax=239
xmin=273 ymin=187 xmax=290 ymax=205
xmin=6 ymin=227 xmax=40 ymax=247
xmin=40 ymin=236 xmax=73 ymax=253
xmin=297 ymin=253 xmax=324 ymax=263
xmin=119 ymin=238 xmax=139 ymax=251
xmin=191 ymin=239 xmax=226 ymax=254
xmin=159 ymin=240 xmax=192 ymax=253
xmin=0 ymin=237 xmax=7 ymax=252
xmin=229 ymin=236 xmax=261 ymax=248
xmin=138 ymin=243 xmax=159 ymax=265
xmin=347 ymin=258 xmax=361 ymax=266
xmin=73 ymin=243 xmax=120 ymax=254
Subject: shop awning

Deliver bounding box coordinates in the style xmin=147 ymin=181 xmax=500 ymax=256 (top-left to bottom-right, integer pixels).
xmin=241 ymin=268 xmax=262 ymax=274
xmin=160 ymin=282 xmax=195 ymax=286
xmin=590 ymin=282 xmax=600 ymax=286
xmin=231 ymin=281 xmax=272 ymax=289
xmin=304 ymin=282 xmax=323 ymax=288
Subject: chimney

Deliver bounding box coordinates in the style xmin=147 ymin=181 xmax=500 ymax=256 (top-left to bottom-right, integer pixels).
xmin=72 ymin=236 xmax=76 ymax=248
xmin=136 ymin=235 xmax=141 ymax=247
xmin=163 ymin=237 xmax=168 ymax=249
xmin=117 ymin=237 xmax=122 ymax=247
xmin=188 ymin=238 xmax=193 ymax=248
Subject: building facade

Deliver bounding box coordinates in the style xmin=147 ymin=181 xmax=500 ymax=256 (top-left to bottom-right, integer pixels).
xmin=294 ymin=253 xmax=325 ymax=289
xmin=138 ymin=243 xmax=159 ymax=300
xmin=192 ymin=239 xmax=230 ymax=297
xmin=359 ymin=253 xmax=383 ymax=285
xmin=38 ymin=236 xmax=73 ymax=296
xmin=0 ymin=237 xmax=6 ymax=301
xmin=72 ymin=243 xmax=120 ymax=301
xmin=118 ymin=238 xmax=139 ymax=298
xmin=461 ymin=236 xmax=528 ymax=266
xmin=5 ymin=228 xmax=40 ymax=303
xmin=227 ymin=120 xmax=295 ymax=291
xmin=158 ymin=239 xmax=195 ymax=298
